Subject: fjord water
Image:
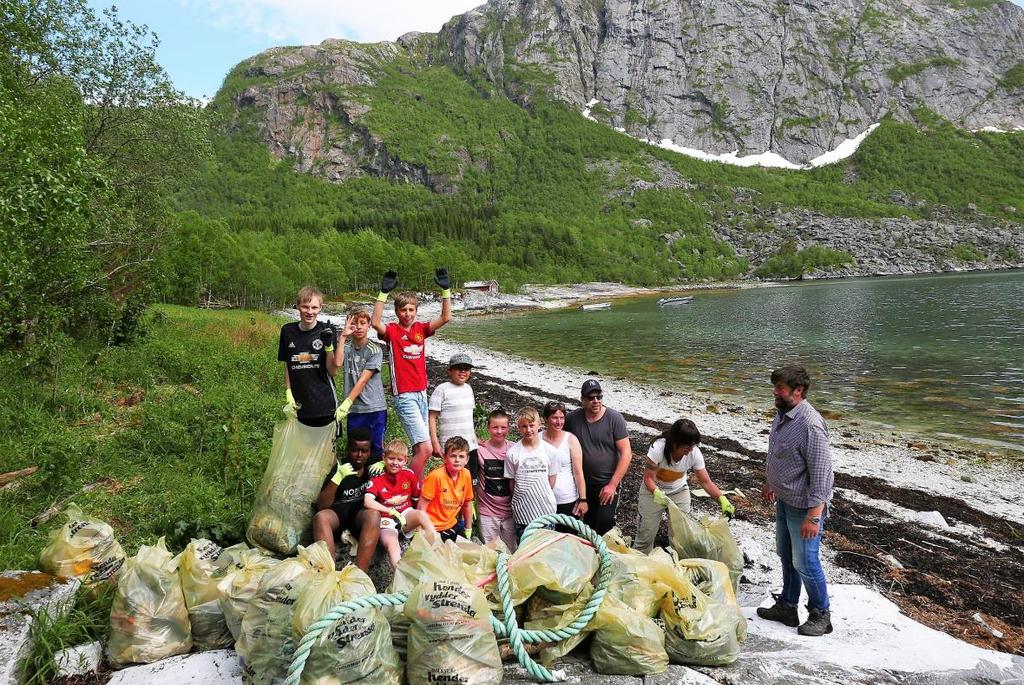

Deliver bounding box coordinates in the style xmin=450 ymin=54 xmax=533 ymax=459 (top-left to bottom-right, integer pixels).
xmin=449 ymin=270 xmax=1024 ymax=453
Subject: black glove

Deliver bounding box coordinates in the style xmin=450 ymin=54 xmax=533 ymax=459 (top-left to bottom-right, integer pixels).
xmin=380 ymin=270 xmax=398 ymax=294
xmin=434 ymin=267 xmax=451 ymax=290
xmin=320 ymin=326 xmax=336 ymax=349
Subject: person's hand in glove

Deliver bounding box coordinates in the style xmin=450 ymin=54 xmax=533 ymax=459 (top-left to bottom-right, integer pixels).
xmin=388 ymin=508 xmax=407 ymax=529
xmin=462 ymin=526 xmax=472 ymax=540
xmin=367 ymin=460 xmax=385 ymax=476
xmin=434 ymin=267 xmax=451 ymax=298
xmin=718 ymin=495 xmax=735 ymax=520
xmin=377 ymin=270 xmax=398 ymax=301
xmin=335 ymin=397 xmax=352 ymax=423
xmin=320 ymin=326 xmax=336 ymax=352
xmin=330 ymin=461 xmax=356 ymax=485
xmin=652 ymin=487 xmax=670 ymax=507
xmin=284 ymin=388 xmax=299 ymax=413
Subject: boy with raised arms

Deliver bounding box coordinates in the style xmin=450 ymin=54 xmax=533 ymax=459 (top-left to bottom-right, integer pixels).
xmin=371 ymin=268 xmax=452 ymax=479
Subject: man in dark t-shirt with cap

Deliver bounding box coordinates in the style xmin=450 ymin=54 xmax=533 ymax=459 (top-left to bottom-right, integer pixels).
xmin=564 ymin=379 xmax=632 ymax=534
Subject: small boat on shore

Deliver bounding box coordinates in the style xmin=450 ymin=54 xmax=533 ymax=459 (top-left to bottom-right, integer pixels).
xmin=579 ymin=302 xmax=611 ymax=311
xmin=657 ymin=296 xmax=694 ymax=307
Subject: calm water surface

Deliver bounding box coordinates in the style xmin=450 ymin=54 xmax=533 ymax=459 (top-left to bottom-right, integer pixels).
xmin=447 ymin=270 xmax=1024 ymax=453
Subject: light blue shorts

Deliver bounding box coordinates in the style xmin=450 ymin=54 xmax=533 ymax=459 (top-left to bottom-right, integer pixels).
xmin=393 ymin=390 xmax=429 ymax=445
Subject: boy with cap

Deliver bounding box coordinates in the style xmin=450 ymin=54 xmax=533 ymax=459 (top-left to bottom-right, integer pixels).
xmin=564 ymin=379 xmax=632 ymax=535
xmin=428 ymin=352 xmax=480 ymax=487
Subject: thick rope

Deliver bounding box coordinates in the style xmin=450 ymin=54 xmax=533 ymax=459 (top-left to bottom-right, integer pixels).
xmin=284 ymin=513 xmax=612 ymax=685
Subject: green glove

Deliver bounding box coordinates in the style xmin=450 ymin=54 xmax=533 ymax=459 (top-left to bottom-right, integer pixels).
xmin=331 ymin=461 xmax=356 ymax=485
xmin=388 ymin=508 xmax=406 ymax=529
xmin=652 ymin=488 xmax=669 ymax=507
xmin=367 ymin=460 xmax=385 ymax=477
xmin=718 ymin=495 xmax=735 ymax=520
xmin=284 ymin=388 xmax=298 ymax=413
xmin=335 ymin=397 xmax=353 ymax=423
xmin=462 ymin=527 xmax=472 ymax=540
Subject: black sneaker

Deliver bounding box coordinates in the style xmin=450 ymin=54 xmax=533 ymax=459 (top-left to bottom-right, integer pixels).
xmin=798 ymin=606 xmax=833 ymax=636
xmin=756 ymin=600 xmax=799 ymax=627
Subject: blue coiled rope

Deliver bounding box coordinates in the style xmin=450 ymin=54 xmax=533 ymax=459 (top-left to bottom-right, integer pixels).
xmin=283 ymin=513 xmax=613 ymax=684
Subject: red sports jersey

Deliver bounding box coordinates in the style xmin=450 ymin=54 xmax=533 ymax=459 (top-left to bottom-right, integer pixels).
xmin=366 ymin=468 xmax=420 ymax=512
xmin=382 ymin=321 xmax=434 ymax=394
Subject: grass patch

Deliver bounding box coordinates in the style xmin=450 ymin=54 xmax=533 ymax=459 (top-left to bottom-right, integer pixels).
xmin=21 ymin=585 xmax=114 ymax=685
xmin=755 ymin=242 xmax=855 ymax=279
xmin=887 ymin=56 xmax=961 ymax=84
xmin=999 ymin=62 xmax=1024 ymax=91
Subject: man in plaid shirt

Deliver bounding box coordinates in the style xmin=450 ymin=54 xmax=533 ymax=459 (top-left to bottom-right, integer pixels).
xmin=757 ymin=365 xmax=835 ymax=637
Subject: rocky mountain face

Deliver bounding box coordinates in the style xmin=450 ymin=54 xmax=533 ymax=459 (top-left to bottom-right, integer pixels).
xmin=438 ymin=0 xmax=1024 ymax=163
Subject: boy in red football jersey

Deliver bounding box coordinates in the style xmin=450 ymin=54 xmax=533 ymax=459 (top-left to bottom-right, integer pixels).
xmin=370 ymin=268 xmax=452 ymax=479
xmin=362 ymin=439 xmax=436 ymax=566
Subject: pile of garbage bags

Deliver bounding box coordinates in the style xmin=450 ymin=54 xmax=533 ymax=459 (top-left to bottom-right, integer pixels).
xmin=38 ymin=498 xmax=747 ymax=680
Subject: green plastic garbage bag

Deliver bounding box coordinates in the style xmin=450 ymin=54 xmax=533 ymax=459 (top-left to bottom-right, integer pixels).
xmin=39 ymin=503 xmax=125 ymax=587
xmin=666 ymin=499 xmax=743 ymax=593
xmin=590 ymin=594 xmax=669 ymax=676
xmin=217 ymin=547 xmax=280 ymax=642
xmin=238 ymin=542 xmax=334 ymax=685
xmin=247 ymin=414 xmax=336 ymax=554
xmin=503 ymin=529 xmax=598 ymax=606
xmin=404 ymin=578 xmax=503 ymax=685
xmin=107 ymin=537 xmax=191 ymax=666
xmin=676 ymin=557 xmax=747 ymax=642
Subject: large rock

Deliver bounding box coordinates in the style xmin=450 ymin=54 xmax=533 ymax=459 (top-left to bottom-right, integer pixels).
xmin=106 ymin=650 xmax=242 ymax=685
xmin=0 ymin=571 xmax=80 ymax=685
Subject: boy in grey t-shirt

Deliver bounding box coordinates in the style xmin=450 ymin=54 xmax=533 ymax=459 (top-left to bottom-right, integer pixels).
xmin=336 ymin=308 xmax=387 ymax=459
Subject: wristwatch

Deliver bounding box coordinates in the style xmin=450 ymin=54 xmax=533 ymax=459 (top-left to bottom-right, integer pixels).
xmin=807 ymin=515 xmax=821 ymax=524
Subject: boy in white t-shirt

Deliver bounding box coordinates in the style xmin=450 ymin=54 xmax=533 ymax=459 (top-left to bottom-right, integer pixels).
xmin=428 ymin=353 xmax=479 ymax=485
xmin=504 ymin=406 xmax=557 ymax=540
xmin=633 ymin=418 xmax=735 ymax=554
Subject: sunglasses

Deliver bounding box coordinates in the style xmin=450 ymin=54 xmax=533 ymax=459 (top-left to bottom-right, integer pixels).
xmin=585 ymin=394 xmax=603 ymax=401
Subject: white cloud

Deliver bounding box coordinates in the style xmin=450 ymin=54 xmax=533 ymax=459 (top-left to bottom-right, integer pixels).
xmin=183 ymin=0 xmax=484 ymax=45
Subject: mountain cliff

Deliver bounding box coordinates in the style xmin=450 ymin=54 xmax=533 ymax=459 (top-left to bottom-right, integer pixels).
xmin=438 ymin=0 xmax=1024 ymax=163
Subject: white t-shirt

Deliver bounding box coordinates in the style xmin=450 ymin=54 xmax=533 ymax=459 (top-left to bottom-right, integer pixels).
xmin=647 ymin=438 xmax=705 ymax=495
xmin=504 ymin=440 xmax=557 ymax=525
xmin=428 ymin=381 xmax=478 ymax=451
xmin=542 ymin=431 xmax=578 ymax=505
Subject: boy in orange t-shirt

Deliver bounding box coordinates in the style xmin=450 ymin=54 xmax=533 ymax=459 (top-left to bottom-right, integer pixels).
xmin=418 ymin=436 xmax=474 ymax=542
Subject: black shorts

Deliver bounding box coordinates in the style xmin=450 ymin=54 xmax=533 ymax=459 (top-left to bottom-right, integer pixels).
xmin=330 ymin=505 xmax=364 ymax=538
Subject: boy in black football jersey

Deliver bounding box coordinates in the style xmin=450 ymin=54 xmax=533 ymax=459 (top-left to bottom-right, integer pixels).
xmin=312 ymin=428 xmax=382 ymax=571
xmin=278 ymin=286 xmax=342 ymax=427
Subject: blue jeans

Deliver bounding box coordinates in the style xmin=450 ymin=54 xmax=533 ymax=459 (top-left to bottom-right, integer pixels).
xmin=775 ymin=501 xmax=830 ymax=611
xmin=393 ymin=391 xmax=429 ymax=445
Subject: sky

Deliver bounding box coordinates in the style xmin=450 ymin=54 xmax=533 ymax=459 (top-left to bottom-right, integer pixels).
xmin=89 ymin=0 xmax=1024 ymax=101
xmin=85 ymin=1 xmax=485 ymax=100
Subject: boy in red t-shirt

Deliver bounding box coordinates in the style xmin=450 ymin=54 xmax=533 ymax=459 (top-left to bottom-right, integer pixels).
xmin=418 ymin=436 xmax=474 ymax=542
xmin=362 ymin=439 xmax=437 ymax=566
xmin=371 ymin=268 xmax=452 ymax=479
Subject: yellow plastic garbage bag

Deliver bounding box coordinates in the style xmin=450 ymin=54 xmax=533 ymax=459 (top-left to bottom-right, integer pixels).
xmin=107 ymin=537 xmax=191 ymax=667
xmin=659 ymin=576 xmax=743 ymax=666
xmin=503 ymin=529 xmax=598 ymax=606
xmin=676 ymin=558 xmax=747 ymax=642
xmin=601 ymin=530 xmax=689 ymax=617
xmin=666 ymin=499 xmax=743 ymax=593
xmin=386 ymin=532 xmax=469 ymax=660
xmin=238 ymin=542 xmax=334 ymax=685
xmin=524 ymin=590 xmax=592 ymax=664
xmin=179 ymin=539 xmax=244 ymax=651
xmin=590 ymin=594 xmax=669 ymax=676
xmin=247 ymin=415 xmax=336 ymax=555
xmin=38 ymin=503 xmax=125 ymax=587
xmin=217 ymin=547 xmax=280 ymax=642
xmin=404 ymin=578 xmax=503 ymax=685
xmin=292 ymin=565 xmax=376 ymax=636
xmin=295 ymin=566 xmax=401 ymax=685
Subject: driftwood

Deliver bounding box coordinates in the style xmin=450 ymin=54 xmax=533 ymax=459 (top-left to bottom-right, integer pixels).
xmin=0 ymin=466 xmax=38 ymax=487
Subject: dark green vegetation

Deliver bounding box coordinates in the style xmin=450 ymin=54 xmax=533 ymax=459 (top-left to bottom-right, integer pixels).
xmin=164 ymin=46 xmax=1024 ymax=306
xmin=754 ymin=242 xmax=855 ymax=278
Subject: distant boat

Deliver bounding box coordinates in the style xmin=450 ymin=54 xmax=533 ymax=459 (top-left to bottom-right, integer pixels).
xmin=579 ymin=302 xmax=611 ymax=311
xmin=658 ymin=296 xmax=694 ymax=307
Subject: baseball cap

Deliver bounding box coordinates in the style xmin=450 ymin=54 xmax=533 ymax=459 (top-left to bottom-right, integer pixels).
xmin=581 ymin=379 xmax=602 ymax=396
xmin=448 ymin=352 xmax=474 ymax=368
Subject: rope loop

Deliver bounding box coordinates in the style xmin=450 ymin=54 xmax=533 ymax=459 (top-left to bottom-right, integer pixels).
xmin=284 ymin=514 xmax=612 ymax=684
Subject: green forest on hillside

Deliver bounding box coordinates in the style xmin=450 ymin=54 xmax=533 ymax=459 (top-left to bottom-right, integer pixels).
xmin=3 ymin=0 xmax=1024 ymax=345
